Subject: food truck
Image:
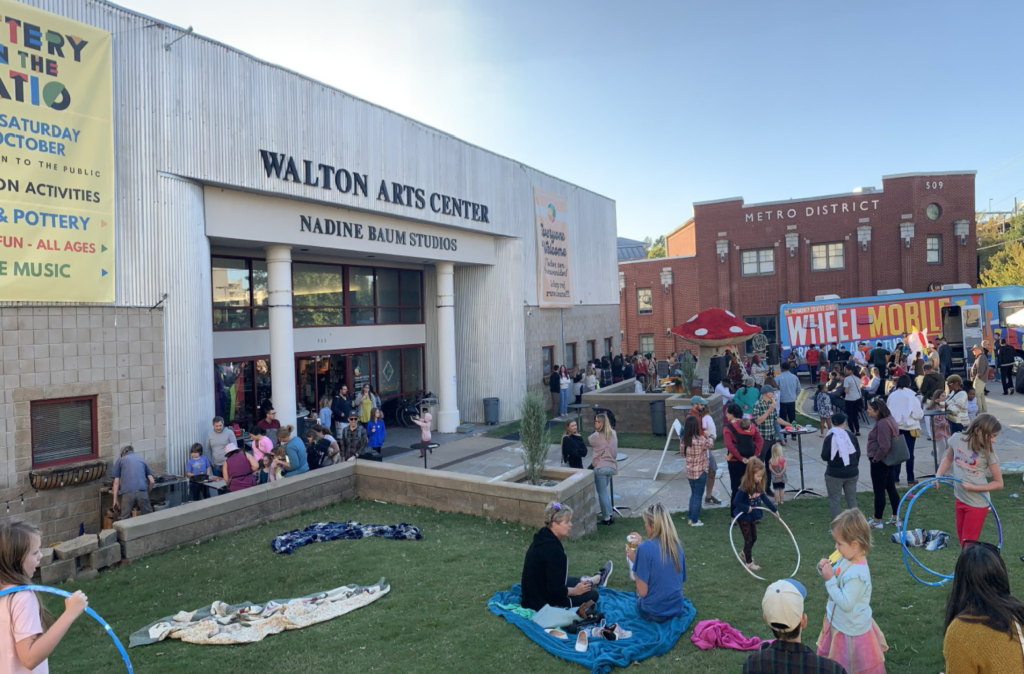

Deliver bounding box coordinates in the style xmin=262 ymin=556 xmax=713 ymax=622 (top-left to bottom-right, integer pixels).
xmin=779 ymin=285 xmax=1024 ymax=374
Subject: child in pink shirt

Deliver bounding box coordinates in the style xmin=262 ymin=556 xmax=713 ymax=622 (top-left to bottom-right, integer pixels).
xmin=1 ymin=521 xmax=89 ymax=673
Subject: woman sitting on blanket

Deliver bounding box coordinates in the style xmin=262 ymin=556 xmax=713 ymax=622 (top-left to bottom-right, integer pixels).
xmin=625 ymin=502 xmax=686 ymax=623
xmin=520 ymin=502 xmax=613 ymax=612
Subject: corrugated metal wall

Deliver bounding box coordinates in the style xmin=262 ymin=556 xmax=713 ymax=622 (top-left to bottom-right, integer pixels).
xmin=22 ymin=0 xmax=618 ymax=441
xmin=454 ymin=238 xmax=526 ymax=422
xmin=157 ymin=175 xmax=214 ymax=471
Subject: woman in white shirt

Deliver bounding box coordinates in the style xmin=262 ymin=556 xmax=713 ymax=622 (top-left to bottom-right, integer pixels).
xmin=714 ymin=381 xmax=734 ymax=404
xmin=585 ymin=367 xmax=598 ymax=392
xmin=750 ymin=356 xmax=768 ymax=386
xmin=885 ymin=374 xmax=924 ymax=485
xmin=558 ymin=366 xmax=571 ymax=416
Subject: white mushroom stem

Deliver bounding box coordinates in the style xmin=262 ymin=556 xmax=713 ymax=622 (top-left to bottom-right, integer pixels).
xmin=694 ymin=346 xmax=720 ymax=389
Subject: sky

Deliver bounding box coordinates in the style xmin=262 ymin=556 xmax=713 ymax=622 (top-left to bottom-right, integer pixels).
xmin=119 ymin=0 xmax=1024 ymax=241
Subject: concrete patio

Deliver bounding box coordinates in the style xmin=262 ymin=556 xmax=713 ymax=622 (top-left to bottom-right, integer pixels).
xmin=383 ymin=385 xmax=1024 ymax=518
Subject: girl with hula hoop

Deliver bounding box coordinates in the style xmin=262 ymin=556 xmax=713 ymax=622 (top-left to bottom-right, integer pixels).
xmin=936 ymin=413 xmax=1004 ymax=546
xmin=1 ymin=520 xmax=89 ymax=672
xmin=731 ymin=458 xmax=779 ymax=572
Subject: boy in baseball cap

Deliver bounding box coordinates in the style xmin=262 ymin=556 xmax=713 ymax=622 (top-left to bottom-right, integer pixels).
xmin=742 ymin=579 xmax=848 ymax=673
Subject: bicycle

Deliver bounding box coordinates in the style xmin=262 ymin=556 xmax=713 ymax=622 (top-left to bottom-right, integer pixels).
xmin=393 ymin=392 xmax=437 ymax=428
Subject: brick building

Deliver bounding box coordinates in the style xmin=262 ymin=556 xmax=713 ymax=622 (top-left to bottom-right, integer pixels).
xmin=619 ymin=171 xmax=977 ymax=357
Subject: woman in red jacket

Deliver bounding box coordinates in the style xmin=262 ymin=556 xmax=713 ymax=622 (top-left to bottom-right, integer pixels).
xmin=723 ymin=402 xmax=764 ymax=496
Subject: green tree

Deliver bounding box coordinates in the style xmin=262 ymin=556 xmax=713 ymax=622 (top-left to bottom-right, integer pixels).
xmin=980 ymin=241 xmax=1024 ymax=288
xmin=518 ymin=391 xmax=550 ymax=485
xmin=644 ymin=234 xmax=667 ymax=259
xmin=978 ymin=211 xmax=1024 ymax=277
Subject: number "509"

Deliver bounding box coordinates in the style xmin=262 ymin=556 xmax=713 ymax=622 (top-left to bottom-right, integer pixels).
xmin=926 ymin=181 xmax=943 ymax=189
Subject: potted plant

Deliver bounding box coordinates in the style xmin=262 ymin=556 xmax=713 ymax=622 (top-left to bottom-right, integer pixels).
xmin=519 ymin=391 xmax=550 ymax=485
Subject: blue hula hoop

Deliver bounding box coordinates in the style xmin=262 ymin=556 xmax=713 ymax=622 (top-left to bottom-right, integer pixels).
xmin=896 ymin=476 xmax=1002 ymax=587
xmin=0 ymin=585 xmax=133 ymax=673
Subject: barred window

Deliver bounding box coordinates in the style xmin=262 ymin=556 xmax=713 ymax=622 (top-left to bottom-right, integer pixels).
xmin=31 ymin=397 xmax=97 ymax=467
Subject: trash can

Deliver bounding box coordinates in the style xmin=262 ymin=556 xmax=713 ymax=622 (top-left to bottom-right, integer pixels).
xmin=649 ymin=400 xmax=666 ymax=436
xmin=483 ymin=397 xmax=500 ymax=425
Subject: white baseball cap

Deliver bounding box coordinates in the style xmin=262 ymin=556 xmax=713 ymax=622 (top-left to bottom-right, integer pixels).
xmin=762 ymin=579 xmax=806 ymax=631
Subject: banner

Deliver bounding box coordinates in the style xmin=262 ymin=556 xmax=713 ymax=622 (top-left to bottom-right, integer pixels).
xmin=783 ymin=296 xmax=957 ymax=348
xmin=534 ymin=187 xmax=573 ymax=308
xmin=0 ymin=1 xmax=114 ymax=301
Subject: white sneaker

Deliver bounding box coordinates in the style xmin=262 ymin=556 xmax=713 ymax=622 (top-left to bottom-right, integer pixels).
xmin=575 ymin=630 xmax=588 ymax=652
xmin=689 ymin=520 xmax=704 ymax=527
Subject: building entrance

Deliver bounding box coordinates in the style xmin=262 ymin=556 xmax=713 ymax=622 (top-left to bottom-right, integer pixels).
xmin=295 ymin=352 xmax=378 ymax=417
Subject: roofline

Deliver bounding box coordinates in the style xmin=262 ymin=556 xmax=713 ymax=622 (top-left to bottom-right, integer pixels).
xmin=881 ymin=170 xmax=977 ymax=179
xmin=742 ymin=189 xmax=884 ymax=209
xmin=666 ymin=217 xmax=695 ymax=238
xmin=98 ymin=0 xmax=615 ymax=205
xmin=692 ymin=196 xmax=744 ymax=206
xmin=692 ymin=170 xmax=977 ymax=211
xmin=618 ymin=254 xmax=696 ymax=267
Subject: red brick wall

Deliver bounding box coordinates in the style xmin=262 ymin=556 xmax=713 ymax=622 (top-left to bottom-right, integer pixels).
xmin=619 ymin=172 xmax=976 ymax=355
xmin=666 ymin=221 xmax=695 ymax=257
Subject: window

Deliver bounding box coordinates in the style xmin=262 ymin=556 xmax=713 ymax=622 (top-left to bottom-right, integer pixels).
xmin=926 ymin=235 xmax=942 ymax=264
xmin=294 ymin=262 xmax=344 ymax=327
xmin=586 ymin=340 xmax=596 ymax=364
xmin=810 ymin=243 xmax=844 ymax=271
xmin=31 ymin=397 xmax=98 ymax=467
xmin=639 ymin=333 xmax=654 ymax=355
xmin=565 ymin=343 xmax=577 ymax=370
xmin=742 ymin=315 xmax=777 ymax=354
xmin=604 ymin=337 xmax=613 ymax=358
xmin=402 ymin=347 xmax=424 ymax=394
xmin=215 ymin=359 xmax=272 ymax=425
xmin=998 ymin=300 xmax=1024 ymax=327
xmin=637 ymin=288 xmax=653 ymax=314
xmin=347 ymin=266 xmax=423 ymax=326
xmin=542 ymin=346 xmax=554 ymax=375
xmin=741 ymin=248 xmax=775 ymax=276
xmin=212 ymin=257 xmax=268 ymax=330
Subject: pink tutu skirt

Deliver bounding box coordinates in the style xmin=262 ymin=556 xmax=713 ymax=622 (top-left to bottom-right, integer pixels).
xmin=816 ymin=617 xmax=888 ymax=674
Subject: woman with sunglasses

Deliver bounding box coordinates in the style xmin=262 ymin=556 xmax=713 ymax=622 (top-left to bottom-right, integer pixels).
xmin=943 ymin=542 xmax=1024 ymax=673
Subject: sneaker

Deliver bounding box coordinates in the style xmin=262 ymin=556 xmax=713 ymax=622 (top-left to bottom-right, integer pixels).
xmin=689 ymin=520 xmax=704 ymax=527
xmin=575 ymin=630 xmax=588 ymax=652
xmin=908 ymin=480 xmax=918 ymax=486
xmin=596 ymin=561 xmax=613 ymax=587
xmin=869 ymin=519 xmax=884 ymax=529
xmin=704 ymin=496 xmax=722 ymax=505
xmin=599 ymin=518 xmax=614 ymax=526
xmin=885 ymin=518 xmax=899 ymax=526
xmin=612 ymin=624 xmax=633 ymax=640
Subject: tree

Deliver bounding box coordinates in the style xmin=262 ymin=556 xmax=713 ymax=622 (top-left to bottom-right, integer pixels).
xmin=980 ymin=241 xmax=1024 ymax=288
xmin=645 ymin=234 xmax=666 ymax=259
xmin=518 ymin=391 xmax=550 ymax=485
xmin=978 ymin=211 xmax=1024 ymax=278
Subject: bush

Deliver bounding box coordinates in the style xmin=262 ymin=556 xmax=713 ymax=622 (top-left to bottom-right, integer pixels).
xmin=519 ymin=391 xmax=550 ymax=485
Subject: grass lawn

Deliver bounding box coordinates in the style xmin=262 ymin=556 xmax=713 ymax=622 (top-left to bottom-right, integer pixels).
xmin=47 ymin=483 xmax=1014 ymax=673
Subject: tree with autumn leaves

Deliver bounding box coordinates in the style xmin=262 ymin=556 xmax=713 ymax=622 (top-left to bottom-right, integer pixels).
xmin=978 ymin=211 xmax=1024 ymax=287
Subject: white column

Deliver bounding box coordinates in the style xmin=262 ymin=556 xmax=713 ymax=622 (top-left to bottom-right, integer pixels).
xmin=266 ymin=245 xmax=297 ymax=429
xmin=436 ymin=261 xmax=460 ymax=433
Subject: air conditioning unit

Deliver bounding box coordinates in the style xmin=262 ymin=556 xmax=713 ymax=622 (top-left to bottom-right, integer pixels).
xmin=815 ymin=294 xmax=841 ymax=301
xmin=876 ymin=289 xmax=904 ymax=296
xmin=940 ymin=283 xmax=973 ymax=291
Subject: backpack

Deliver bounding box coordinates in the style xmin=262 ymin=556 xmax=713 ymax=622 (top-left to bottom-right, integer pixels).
xmin=307 ymin=438 xmax=331 ymax=469
xmin=728 ymin=422 xmax=756 ymax=459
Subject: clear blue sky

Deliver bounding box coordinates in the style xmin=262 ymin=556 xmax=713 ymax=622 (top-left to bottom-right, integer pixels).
xmin=120 ymin=0 xmax=1024 ymax=240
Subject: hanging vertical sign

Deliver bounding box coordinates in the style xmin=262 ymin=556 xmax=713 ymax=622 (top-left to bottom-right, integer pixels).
xmin=0 ymin=1 xmax=114 ymax=301
xmin=534 ymin=187 xmax=573 ymax=308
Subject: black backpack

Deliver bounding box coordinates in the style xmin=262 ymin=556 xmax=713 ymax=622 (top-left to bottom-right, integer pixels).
xmin=307 ymin=438 xmax=331 ymax=469
xmin=729 ymin=422 xmax=757 ymax=459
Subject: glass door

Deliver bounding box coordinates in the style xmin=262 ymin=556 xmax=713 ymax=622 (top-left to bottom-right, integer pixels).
xmin=296 ymin=357 xmax=319 ymax=416
xmin=351 ymin=352 xmax=378 ymax=396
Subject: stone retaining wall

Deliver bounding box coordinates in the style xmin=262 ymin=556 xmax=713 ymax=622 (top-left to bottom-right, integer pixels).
xmin=114 ymin=460 xmax=599 ymax=561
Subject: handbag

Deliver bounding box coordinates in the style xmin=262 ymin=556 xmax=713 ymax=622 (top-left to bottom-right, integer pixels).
xmin=944 ymin=391 xmax=966 ymax=423
xmin=882 ymin=418 xmax=910 ymax=466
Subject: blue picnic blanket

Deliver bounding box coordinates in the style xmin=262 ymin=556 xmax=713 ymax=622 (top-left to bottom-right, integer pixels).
xmin=271 ymin=521 xmax=422 ymax=554
xmin=488 ymin=584 xmax=695 ymax=674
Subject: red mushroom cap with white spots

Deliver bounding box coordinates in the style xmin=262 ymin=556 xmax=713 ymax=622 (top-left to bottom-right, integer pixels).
xmin=670 ymin=308 xmax=762 ymax=346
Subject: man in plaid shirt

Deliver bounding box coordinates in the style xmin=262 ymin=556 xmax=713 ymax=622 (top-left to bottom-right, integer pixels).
xmin=743 ymin=579 xmax=848 ymax=674
xmin=752 ymin=385 xmax=780 ymax=463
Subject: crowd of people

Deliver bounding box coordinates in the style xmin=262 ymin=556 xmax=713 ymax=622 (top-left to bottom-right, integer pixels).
xmin=548 ymin=351 xmax=665 ymax=416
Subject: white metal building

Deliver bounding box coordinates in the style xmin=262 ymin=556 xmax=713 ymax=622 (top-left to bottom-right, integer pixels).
xmin=2 ymin=0 xmax=619 ymax=532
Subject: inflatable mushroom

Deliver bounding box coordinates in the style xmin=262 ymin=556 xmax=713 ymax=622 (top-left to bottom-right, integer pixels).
xmin=670 ymin=308 xmax=762 ymax=389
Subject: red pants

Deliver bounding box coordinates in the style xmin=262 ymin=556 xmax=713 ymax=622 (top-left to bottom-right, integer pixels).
xmin=955 ymin=498 xmax=990 ymax=545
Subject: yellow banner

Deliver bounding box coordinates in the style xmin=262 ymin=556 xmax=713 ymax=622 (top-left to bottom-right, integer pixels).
xmin=535 ymin=187 xmax=573 ymax=308
xmin=0 ymin=1 xmax=113 ymax=302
